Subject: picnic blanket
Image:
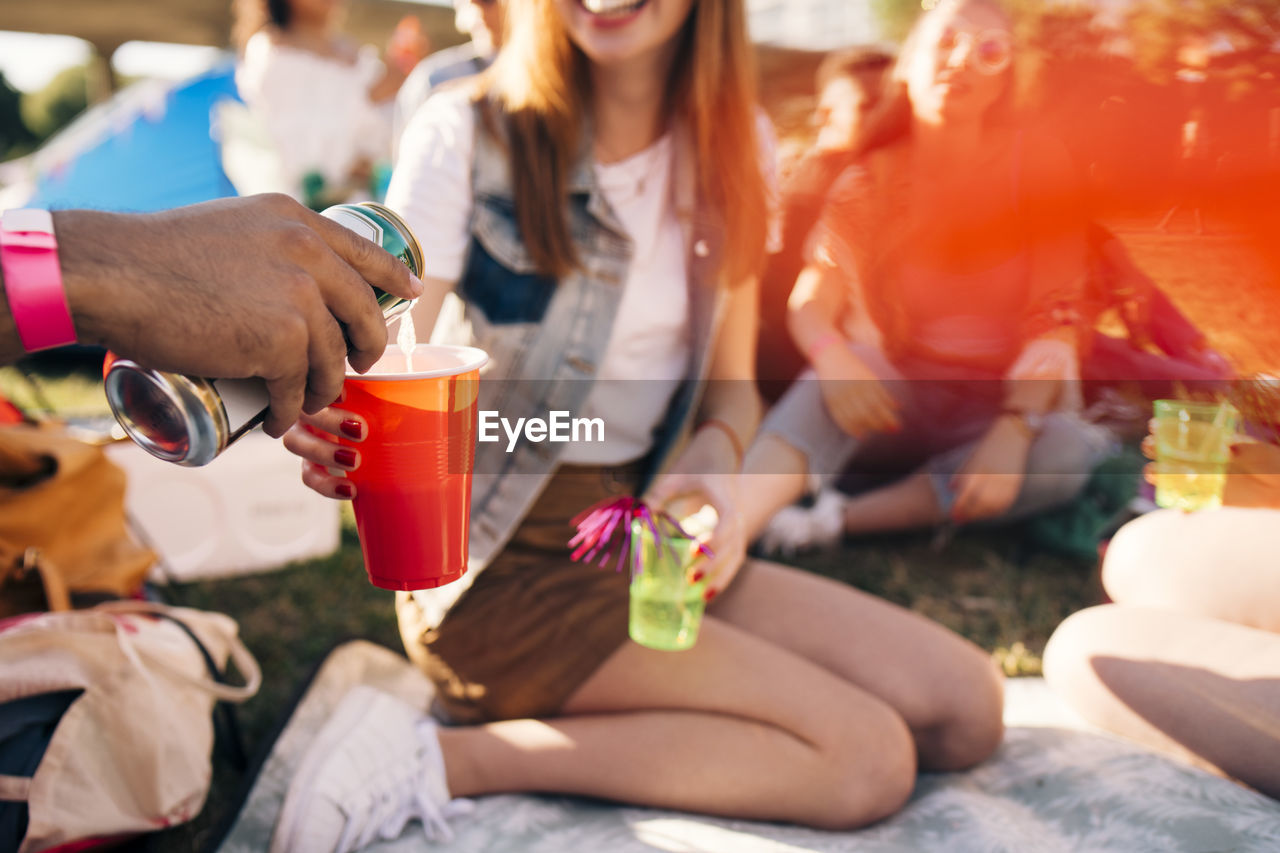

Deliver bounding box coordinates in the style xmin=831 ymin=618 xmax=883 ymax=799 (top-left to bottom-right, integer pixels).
xmin=215 ymin=641 xmax=1280 ymax=853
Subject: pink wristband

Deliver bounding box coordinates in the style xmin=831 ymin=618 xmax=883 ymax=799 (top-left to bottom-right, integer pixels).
xmin=807 ymin=332 xmax=843 ymax=362
xmin=1 ymin=209 xmax=75 ymax=352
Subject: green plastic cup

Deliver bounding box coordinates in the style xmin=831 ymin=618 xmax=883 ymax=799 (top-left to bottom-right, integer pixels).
xmin=1152 ymin=399 xmax=1239 ymax=511
xmin=628 ymin=519 xmax=707 ymax=651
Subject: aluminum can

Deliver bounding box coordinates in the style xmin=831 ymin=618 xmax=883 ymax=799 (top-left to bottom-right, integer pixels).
xmin=321 ymin=202 xmax=424 ymax=321
xmin=104 ymin=202 xmax=424 ymax=467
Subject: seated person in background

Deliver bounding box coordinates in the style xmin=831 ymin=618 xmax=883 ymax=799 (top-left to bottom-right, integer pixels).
xmin=757 ymin=46 xmax=894 ymax=403
xmin=393 ymin=0 xmax=506 ymax=157
xmin=233 ymin=0 xmax=427 ymax=207
xmin=1044 ymin=433 xmax=1280 ymax=799
xmin=741 ymin=0 xmax=1115 ymax=555
xmin=1082 ymin=222 xmax=1233 ymax=394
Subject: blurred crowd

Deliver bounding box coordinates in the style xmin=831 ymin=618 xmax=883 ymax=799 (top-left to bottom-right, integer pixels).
xmin=231 ymin=0 xmax=503 ymax=208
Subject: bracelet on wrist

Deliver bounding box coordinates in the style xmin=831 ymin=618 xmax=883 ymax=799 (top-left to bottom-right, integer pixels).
xmin=697 ymin=418 xmax=744 ymax=470
xmin=807 ymin=332 xmax=844 ymax=363
xmin=998 ymin=408 xmax=1044 ymax=438
xmin=1 ymin=209 xmax=75 ymax=353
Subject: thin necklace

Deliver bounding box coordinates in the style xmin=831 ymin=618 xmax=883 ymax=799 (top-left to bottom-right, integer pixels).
xmin=598 ymin=138 xmax=666 ymax=199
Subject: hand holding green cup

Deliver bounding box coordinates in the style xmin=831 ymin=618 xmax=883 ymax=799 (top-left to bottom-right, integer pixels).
xmin=1151 ymin=399 xmax=1239 ymax=511
xmin=628 ymin=517 xmax=710 ymax=651
xmin=568 ymin=499 xmax=713 ymax=651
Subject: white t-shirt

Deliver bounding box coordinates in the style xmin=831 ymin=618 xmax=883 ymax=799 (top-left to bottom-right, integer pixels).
xmin=570 ymin=132 xmax=690 ymax=463
xmin=236 ymin=32 xmax=391 ymax=199
xmin=387 ymin=86 xmax=778 ymax=464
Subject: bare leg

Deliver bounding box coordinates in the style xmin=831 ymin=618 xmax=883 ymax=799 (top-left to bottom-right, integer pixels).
xmin=1103 ymin=509 xmax=1280 ymax=632
xmin=437 ymin=616 xmax=918 ymax=829
xmin=709 ymin=559 xmax=1004 ymax=772
xmin=1044 ymin=604 xmax=1280 ymax=798
xmin=840 ymin=472 xmax=945 ymax=535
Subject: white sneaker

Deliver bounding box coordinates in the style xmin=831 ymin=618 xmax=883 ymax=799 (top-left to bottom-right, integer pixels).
xmin=757 ymin=489 xmax=847 ymax=558
xmin=270 ymin=686 xmax=473 ymax=853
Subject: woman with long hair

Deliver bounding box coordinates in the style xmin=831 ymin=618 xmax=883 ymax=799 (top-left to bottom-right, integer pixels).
xmin=232 ymin=0 xmax=426 ymax=205
xmin=745 ymin=0 xmax=1115 ymax=555
xmin=273 ymin=0 xmax=1002 ymax=848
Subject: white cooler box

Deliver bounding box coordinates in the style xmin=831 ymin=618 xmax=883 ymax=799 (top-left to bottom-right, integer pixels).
xmin=105 ymin=431 xmax=340 ymax=582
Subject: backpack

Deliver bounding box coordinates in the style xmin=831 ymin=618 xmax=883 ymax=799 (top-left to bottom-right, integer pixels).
xmin=0 ymin=424 xmax=155 ymax=618
xmin=1022 ymin=445 xmax=1146 ymax=562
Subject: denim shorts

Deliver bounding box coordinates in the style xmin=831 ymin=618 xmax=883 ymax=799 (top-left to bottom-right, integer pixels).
xmin=759 ymin=345 xmax=1117 ymax=518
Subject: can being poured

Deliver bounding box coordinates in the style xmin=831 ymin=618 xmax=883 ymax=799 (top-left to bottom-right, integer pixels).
xmin=104 ymin=202 xmax=424 ymax=467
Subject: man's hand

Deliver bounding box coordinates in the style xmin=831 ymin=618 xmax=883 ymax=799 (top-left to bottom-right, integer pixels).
xmin=55 ymin=195 xmax=424 ymax=436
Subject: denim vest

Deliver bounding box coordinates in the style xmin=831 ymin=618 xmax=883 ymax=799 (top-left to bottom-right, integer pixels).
xmin=414 ymin=102 xmax=729 ymax=626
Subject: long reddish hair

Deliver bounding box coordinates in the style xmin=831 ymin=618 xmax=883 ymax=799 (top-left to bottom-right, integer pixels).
xmin=481 ymin=0 xmax=768 ymax=287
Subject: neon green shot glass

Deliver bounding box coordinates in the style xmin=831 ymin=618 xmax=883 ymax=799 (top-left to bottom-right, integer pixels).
xmin=1152 ymin=399 xmax=1239 ymax=511
xmin=628 ymin=519 xmax=708 ymax=651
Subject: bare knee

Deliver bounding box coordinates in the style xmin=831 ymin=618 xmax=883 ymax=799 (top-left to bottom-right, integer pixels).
xmin=802 ymin=706 xmax=917 ymax=830
xmin=917 ymin=652 xmax=1005 ymax=772
xmin=1100 ymin=511 xmax=1174 ymax=604
xmin=1042 ymin=606 xmax=1119 ymax=713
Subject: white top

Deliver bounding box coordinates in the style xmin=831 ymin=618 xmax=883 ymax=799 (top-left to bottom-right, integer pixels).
xmin=236 ymin=32 xmax=392 ymax=200
xmin=570 ymin=133 xmax=690 ymax=463
xmin=387 ymin=87 xmax=780 ymax=464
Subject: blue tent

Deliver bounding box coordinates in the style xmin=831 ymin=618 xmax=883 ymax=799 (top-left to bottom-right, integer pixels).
xmin=24 ymin=61 xmax=241 ymax=213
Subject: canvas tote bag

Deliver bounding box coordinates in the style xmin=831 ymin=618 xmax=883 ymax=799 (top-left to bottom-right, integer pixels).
xmin=0 ymin=601 xmax=261 ymax=852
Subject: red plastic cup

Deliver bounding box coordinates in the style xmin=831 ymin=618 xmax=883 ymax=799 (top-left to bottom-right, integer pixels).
xmin=334 ymin=344 xmax=488 ymax=591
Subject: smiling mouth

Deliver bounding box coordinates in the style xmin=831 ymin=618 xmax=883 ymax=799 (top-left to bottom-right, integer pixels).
xmin=580 ymin=0 xmax=650 ymax=17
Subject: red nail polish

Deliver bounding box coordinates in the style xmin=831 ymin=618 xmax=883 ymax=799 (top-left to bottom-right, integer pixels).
xmin=691 ymin=570 xmax=705 ymax=583
xmin=340 ymin=419 xmax=364 ymax=440
xmin=336 ymin=482 xmax=355 ymax=499
xmin=334 ymin=448 xmax=358 ymax=468
xmin=703 ymin=588 xmax=718 ymax=603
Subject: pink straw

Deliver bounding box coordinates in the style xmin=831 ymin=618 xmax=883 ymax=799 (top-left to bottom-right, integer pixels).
xmin=567 ymin=496 xmax=714 ymax=576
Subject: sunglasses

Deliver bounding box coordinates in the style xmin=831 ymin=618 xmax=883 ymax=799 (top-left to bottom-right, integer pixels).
xmin=938 ymin=28 xmax=1013 ymax=76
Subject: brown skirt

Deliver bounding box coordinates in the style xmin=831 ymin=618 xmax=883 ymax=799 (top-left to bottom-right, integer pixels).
xmin=397 ymin=462 xmax=642 ymax=724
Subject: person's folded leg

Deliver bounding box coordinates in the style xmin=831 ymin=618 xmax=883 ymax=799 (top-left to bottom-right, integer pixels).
xmin=1044 ymin=604 xmax=1280 ymax=798
xmin=1102 ymin=508 xmax=1280 ymax=632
